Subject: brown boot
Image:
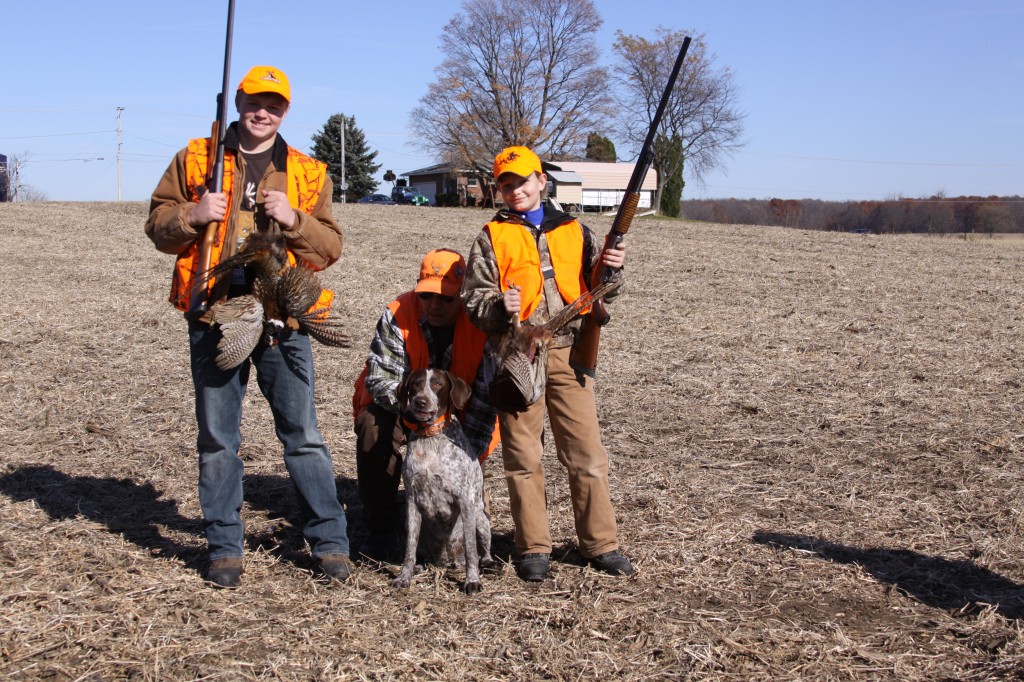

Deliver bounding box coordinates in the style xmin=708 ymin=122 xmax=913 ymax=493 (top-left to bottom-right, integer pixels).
xmin=206 ymin=556 xmax=243 ymax=588
xmin=318 ymin=554 xmax=354 ymax=582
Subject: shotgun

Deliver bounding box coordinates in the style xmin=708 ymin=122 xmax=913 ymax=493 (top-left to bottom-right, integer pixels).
xmin=569 ymin=35 xmax=692 ymax=377
xmin=188 ymin=0 xmax=237 ymax=316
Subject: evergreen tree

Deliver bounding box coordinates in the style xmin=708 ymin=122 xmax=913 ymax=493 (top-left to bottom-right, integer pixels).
xmin=310 ymin=114 xmax=381 ymax=201
xmin=585 ymin=133 xmax=617 ymax=162
xmin=658 ymin=134 xmax=684 ymax=217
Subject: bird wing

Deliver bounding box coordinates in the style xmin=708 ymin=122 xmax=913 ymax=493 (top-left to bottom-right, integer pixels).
xmin=277 ymin=267 xmax=322 ymax=319
xmin=275 ymin=267 xmax=349 ymax=347
xmin=540 ymin=277 xmax=622 ymax=335
xmin=208 ymin=295 xmax=264 ymax=370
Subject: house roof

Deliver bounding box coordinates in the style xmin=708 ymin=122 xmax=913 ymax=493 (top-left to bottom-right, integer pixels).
xmin=402 ymin=162 xmax=453 ymax=176
xmin=547 ymin=170 xmax=583 ymax=185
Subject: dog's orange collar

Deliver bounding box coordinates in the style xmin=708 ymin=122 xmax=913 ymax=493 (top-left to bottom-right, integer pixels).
xmin=402 ymin=414 xmax=448 ymax=438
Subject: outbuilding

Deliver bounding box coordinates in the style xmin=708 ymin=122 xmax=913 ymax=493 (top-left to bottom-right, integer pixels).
xmin=400 ymin=159 xmax=657 ymax=212
xmin=546 ymin=161 xmax=657 ymax=213
xmin=401 ymin=162 xmax=485 ymax=207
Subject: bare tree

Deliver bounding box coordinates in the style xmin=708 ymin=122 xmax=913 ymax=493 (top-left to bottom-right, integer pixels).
xmin=613 ymin=28 xmax=745 ymax=209
xmin=411 ymin=0 xmax=612 ymax=174
xmin=5 ymin=152 xmax=48 ymax=202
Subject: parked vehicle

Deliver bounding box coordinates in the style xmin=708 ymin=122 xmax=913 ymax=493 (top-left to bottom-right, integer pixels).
xmin=391 ymin=185 xmax=429 ymax=206
xmin=357 ymin=193 xmax=397 ymax=205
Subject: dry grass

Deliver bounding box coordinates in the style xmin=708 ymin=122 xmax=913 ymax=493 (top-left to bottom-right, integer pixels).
xmin=1 ymin=201 xmax=1023 ymax=680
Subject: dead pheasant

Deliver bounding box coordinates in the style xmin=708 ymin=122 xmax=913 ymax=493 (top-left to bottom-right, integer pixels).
xmin=201 ymin=227 xmax=348 ymax=370
xmin=489 ymin=278 xmax=621 ymax=413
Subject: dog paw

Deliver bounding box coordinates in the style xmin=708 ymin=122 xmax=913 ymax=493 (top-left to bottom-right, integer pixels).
xmin=391 ymin=576 xmax=412 ymax=589
xmin=463 ymin=580 xmax=484 ymax=595
xmin=479 ymin=555 xmax=495 ymax=569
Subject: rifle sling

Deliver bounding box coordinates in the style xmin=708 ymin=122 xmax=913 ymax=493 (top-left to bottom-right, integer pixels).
xmin=536 ymin=231 xmax=572 ymax=348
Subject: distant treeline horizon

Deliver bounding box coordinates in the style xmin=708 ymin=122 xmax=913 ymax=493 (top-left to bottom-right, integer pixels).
xmin=681 ymin=195 xmax=1024 ymax=234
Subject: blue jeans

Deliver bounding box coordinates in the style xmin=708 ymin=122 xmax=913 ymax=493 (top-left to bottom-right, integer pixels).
xmin=188 ymin=321 xmax=349 ymax=561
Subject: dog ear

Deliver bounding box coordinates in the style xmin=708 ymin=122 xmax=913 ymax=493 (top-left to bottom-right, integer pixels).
xmin=446 ymin=372 xmax=472 ymax=411
xmin=396 ymin=371 xmax=413 ymax=405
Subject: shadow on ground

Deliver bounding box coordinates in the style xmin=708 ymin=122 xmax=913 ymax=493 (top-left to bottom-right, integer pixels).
xmin=0 ymin=464 xmax=201 ymax=562
xmin=754 ymin=530 xmax=1024 ymax=619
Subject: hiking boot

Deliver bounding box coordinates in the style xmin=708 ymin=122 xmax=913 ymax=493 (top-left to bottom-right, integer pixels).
xmin=206 ymin=557 xmax=243 ymax=589
xmin=318 ymin=554 xmax=354 ymax=582
xmin=589 ymin=550 xmax=634 ymax=576
xmin=517 ymin=553 xmax=550 ymax=582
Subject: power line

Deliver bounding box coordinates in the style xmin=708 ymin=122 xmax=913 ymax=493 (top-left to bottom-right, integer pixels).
xmin=124 ymin=107 xmax=206 ymax=119
xmin=0 ymin=130 xmax=112 ymax=140
xmin=121 ymin=131 xmax=180 ymax=147
xmin=26 ymin=158 xmax=105 ymax=163
xmin=0 ymin=108 xmax=111 ymax=113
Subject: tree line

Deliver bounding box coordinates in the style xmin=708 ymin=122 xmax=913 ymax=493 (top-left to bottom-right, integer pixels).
xmin=681 ymin=196 xmax=1024 ymax=235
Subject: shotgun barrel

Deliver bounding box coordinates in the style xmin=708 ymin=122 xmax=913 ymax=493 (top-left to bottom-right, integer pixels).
xmin=188 ymin=0 xmax=236 ymax=316
xmin=569 ymin=35 xmax=691 ymax=377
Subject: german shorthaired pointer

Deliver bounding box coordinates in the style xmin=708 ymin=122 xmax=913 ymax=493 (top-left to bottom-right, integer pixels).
xmin=392 ymin=368 xmax=492 ymax=593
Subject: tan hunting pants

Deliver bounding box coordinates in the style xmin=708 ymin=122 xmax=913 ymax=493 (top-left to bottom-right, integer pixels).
xmin=498 ymin=346 xmax=620 ymax=558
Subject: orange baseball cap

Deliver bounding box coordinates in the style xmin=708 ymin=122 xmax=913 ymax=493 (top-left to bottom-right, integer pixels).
xmin=415 ymin=249 xmax=466 ymax=297
xmin=493 ymin=146 xmax=543 ymax=180
xmin=237 ymin=65 xmax=291 ymax=102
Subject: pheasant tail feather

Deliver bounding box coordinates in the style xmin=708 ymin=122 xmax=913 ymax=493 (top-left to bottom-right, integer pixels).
xmin=208 ymin=296 xmax=264 ymax=370
xmin=299 ymin=310 xmax=349 ymax=348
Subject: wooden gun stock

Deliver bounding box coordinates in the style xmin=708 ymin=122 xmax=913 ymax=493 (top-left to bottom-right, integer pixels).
xmin=187 ymin=121 xmax=222 ymax=316
xmin=568 ymin=224 xmax=628 ymax=377
xmin=567 ymin=36 xmax=691 ymax=377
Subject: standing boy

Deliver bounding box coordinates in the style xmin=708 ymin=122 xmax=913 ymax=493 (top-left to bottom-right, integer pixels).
xmin=461 ymin=146 xmax=633 ymax=581
xmin=144 ymin=65 xmax=351 ymax=588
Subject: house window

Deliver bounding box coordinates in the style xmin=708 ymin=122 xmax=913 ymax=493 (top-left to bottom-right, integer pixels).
xmin=467 ymin=177 xmax=478 ymax=187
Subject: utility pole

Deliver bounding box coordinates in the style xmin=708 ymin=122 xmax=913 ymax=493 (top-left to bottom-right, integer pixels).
xmin=338 ymin=115 xmax=347 ymax=204
xmin=116 ymin=107 xmax=124 ymax=201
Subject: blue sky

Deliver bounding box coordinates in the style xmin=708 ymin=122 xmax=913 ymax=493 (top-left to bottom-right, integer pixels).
xmin=3 ymin=0 xmax=1021 ymax=202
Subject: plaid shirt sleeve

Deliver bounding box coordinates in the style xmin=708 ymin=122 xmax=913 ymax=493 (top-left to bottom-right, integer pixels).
xmin=363 ymin=306 xmax=409 ymax=413
xmin=460 ymin=343 xmax=499 ymax=459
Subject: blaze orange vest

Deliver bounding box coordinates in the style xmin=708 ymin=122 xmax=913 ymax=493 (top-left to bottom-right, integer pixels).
xmin=352 ymin=291 xmax=499 ymax=458
xmin=486 ymin=218 xmax=587 ymax=321
xmin=168 ymin=137 xmax=330 ymax=311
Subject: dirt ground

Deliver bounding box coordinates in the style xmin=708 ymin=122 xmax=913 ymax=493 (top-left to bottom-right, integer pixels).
xmin=0 ymin=201 xmax=1022 ymax=680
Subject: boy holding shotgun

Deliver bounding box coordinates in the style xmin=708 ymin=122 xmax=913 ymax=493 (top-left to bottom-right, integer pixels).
xmin=144 ymin=65 xmax=351 ymax=588
xmin=461 ymin=146 xmax=634 ymax=582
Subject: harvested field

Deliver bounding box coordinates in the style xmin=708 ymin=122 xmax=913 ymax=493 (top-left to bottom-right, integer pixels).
xmin=1 ymin=201 xmax=1023 ymax=680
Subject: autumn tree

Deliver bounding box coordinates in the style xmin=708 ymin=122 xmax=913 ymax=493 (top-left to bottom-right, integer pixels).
xmin=585 ymin=133 xmax=617 ymax=162
xmin=411 ymin=0 xmax=612 ymax=175
xmin=612 ymin=28 xmax=744 ymax=210
xmin=310 ymin=114 xmax=380 ymax=201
